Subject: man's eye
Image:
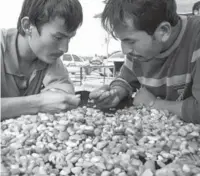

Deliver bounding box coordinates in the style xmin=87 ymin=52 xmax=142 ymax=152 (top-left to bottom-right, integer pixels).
xmin=128 ymin=41 xmax=135 ymax=45
xmin=53 ymin=36 xmax=62 ymax=41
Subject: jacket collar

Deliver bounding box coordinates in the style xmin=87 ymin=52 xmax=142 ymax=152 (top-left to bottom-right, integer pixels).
xmin=4 ymin=28 xmax=47 ymax=76
xmin=156 ymin=15 xmax=188 ymax=59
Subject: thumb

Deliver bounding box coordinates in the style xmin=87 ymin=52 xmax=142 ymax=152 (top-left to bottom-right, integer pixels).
xmin=89 ymin=89 xmax=106 ymax=99
xmin=65 ymin=94 xmax=81 ymax=106
xmin=89 ymin=85 xmax=110 ymax=99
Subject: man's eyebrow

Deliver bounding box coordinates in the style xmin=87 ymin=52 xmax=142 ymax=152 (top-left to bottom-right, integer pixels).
xmin=122 ymin=38 xmax=136 ymax=42
xmin=55 ymin=32 xmax=76 ymax=38
xmin=55 ymin=32 xmax=68 ymax=37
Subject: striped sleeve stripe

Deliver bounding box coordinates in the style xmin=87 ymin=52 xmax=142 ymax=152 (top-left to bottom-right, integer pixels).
xmin=137 ymin=73 xmax=191 ymax=87
xmin=0 ymin=29 xmax=6 ymax=53
xmin=191 ymin=48 xmax=200 ymax=63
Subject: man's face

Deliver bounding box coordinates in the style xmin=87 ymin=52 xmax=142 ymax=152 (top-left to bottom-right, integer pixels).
xmin=114 ymin=18 xmax=163 ymax=62
xmin=194 ymin=9 xmax=200 ymax=16
xmin=28 ymin=17 xmax=76 ymax=64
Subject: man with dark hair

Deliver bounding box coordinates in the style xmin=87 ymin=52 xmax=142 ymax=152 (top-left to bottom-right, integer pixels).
xmin=1 ymin=0 xmax=83 ymax=120
xmin=90 ymin=0 xmax=200 ymax=124
xmin=193 ymin=1 xmax=200 ymax=15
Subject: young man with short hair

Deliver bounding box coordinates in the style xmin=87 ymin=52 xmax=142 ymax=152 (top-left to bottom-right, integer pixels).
xmin=90 ymin=0 xmax=200 ymax=124
xmin=1 ymin=0 xmax=83 ymax=120
xmin=193 ymin=1 xmax=200 ymax=16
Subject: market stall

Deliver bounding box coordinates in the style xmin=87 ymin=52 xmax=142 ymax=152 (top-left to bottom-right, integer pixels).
xmin=80 ymin=65 xmax=115 ymax=85
xmin=1 ymin=95 xmax=200 ymax=176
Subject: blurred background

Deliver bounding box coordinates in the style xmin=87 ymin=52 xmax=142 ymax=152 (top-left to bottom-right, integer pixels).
xmin=0 ymin=0 xmax=199 ymax=91
xmin=0 ymin=0 xmax=199 ymax=57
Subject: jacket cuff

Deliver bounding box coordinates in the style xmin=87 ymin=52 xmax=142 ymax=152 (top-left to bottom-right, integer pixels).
xmin=110 ymin=78 xmax=133 ymax=97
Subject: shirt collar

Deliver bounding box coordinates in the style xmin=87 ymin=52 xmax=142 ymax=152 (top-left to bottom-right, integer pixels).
xmin=4 ymin=28 xmax=47 ymax=76
xmin=156 ymin=15 xmax=188 ymax=59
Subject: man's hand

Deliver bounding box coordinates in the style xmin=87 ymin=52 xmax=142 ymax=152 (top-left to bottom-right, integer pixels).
xmin=89 ymin=85 xmax=121 ymax=109
xmin=133 ymin=87 xmax=156 ymax=107
xmin=39 ymin=89 xmax=80 ymax=113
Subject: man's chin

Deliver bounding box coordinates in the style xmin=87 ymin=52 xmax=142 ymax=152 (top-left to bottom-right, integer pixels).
xmin=47 ymin=59 xmax=57 ymax=64
xmin=39 ymin=57 xmax=57 ymax=64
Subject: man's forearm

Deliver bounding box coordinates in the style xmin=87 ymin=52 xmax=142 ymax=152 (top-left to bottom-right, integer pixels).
xmin=153 ymin=99 xmax=183 ymax=117
xmin=1 ymin=95 xmax=41 ymax=120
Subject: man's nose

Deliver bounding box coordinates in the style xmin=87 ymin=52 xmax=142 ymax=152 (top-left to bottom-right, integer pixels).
xmin=121 ymin=42 xmax=133 ymax=55
xmin=133 ymin=50 xmax=140 ymax=56
xmin=59 ymin=39 xmax=69 ymax=53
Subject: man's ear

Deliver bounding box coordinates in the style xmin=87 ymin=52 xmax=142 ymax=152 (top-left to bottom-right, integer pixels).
xmin=153 ymin=22 xmax=172 ymax=43
xmin=20 ymin=17 xmax=32 ymax=36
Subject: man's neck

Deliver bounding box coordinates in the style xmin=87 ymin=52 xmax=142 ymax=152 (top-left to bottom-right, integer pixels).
xmin=17 ymin=34 xmax=37 ymax=65
xmin=162 ymin=18 xmax=182 ymax=52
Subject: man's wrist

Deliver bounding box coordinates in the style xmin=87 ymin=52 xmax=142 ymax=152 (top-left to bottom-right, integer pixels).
xmin=30 ymin=94 xmax=43 ymax=113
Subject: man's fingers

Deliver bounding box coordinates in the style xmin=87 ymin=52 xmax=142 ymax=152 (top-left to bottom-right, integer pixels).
xmin=96 ymin=96 xmax=111 ymax=107
xmin=133 ymin=100 xmax=137 ymax=106
xmin=65 ymin=94 xmax=81 ymax=106
xmin=98 ymin=91 xmax=111 ymax=101
xmin=139 ymin=87 xmax=147 ymax=93
xmin=89 ymin=90 xmax=106 ymax=99
xmin=89 ymin=85 xmax=110 ymax=99
xmin=133 ymin=99 xmax=143 ymax=106
xmin=67 ymin=104 xmax=77 ymax=110
xmin=98 ymin=89 xmax=117 ymax=101
xmin=110 ymin=89 xmax=118 ymax=96
xmin=58 ymin=103 xmax=76 ymax=112
xmin=96 ymin=90 xmax=118 ymax=108
xmin=76 ymin=94 xmax=81 ymax=98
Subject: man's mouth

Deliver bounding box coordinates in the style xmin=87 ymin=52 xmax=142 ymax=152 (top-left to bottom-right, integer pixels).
xmin=51 ymin=53 xmax=63 ymax=58
xmin=127 ymin=54 xmax=143 ymax=59
xmin=132 ymin=55 xmax=143 ymax=59
xmin=127 ymin=54 xmax=153 ymax=62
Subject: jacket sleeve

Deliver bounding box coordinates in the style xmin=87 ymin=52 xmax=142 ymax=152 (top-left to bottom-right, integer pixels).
xmin=110 ymin=55 xmax=140 ymax=96
xmin=0 ymin=29 xmax=7 ymax=97
xmin=0 ymin=29 xmax=6 ymax=63
xmin=42 ymin=58 xmax=75 ymax=94
xmin=181 ymin=35 xmax=200 ymax=124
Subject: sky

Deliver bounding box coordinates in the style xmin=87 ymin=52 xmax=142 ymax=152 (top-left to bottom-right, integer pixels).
xmin=0 ymin=0 xmax=199 ymax=57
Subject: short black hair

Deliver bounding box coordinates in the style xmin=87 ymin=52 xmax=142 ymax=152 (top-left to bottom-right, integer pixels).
xmin=17 ymin=0 xmax=83 ymax=36
xmin=101 ymin=0 xmax=180 ymax=37
xmin=192 ymin=1 xmax=200 ymax=14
